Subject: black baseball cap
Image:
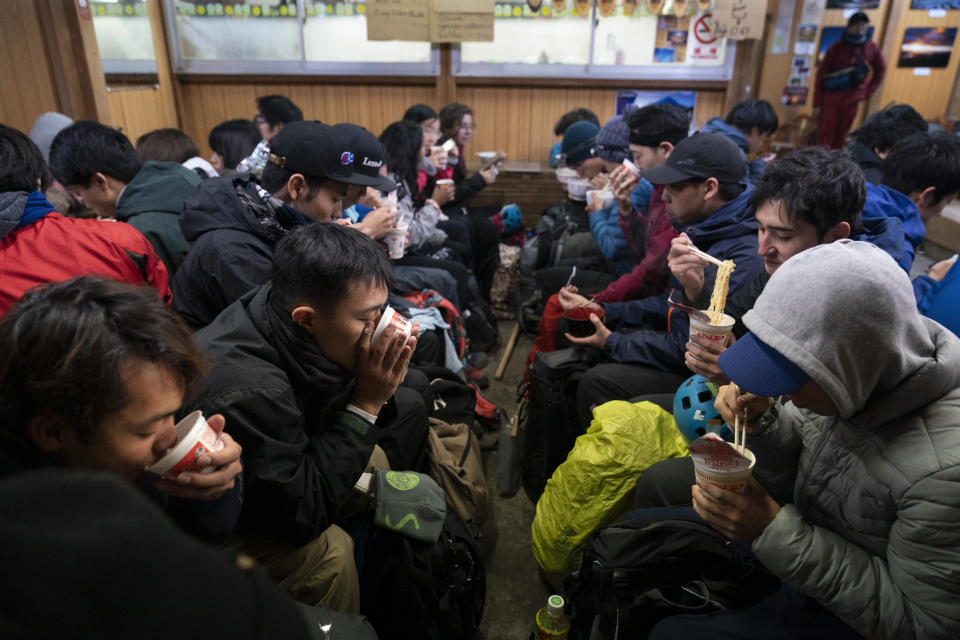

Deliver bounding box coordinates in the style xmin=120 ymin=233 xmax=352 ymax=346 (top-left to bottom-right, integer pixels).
xmin=847 ymin=11 xmax=869 ymax=26
xmin=267 ymin=120 xmax=368 ymax=186
xmin=641 ymin=132 xmax=746 ymax=185
xmin=333 ymin=123 xmax=397 ymax=193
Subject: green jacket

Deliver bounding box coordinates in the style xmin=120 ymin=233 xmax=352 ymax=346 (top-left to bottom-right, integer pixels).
xmin=115 ymin=161 xmax=201 ymax=276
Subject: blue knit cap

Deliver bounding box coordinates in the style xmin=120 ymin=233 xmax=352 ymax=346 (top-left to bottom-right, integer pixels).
xmin=561 ymin=121 xmax=600 ymax=165
xmin=597 ymin=115 xmax=630 ymax=164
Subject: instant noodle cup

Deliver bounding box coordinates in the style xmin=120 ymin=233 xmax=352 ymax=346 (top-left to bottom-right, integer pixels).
xmin=441 ymin=138 xmax=457 ymax=153
xmin=586 ymin=189 xmax=614 ymax=209
xmin=620 ymin=158 xmax=642 ymax=179
xmin=147 ymin=411 xmax=224 ymax=477
xmin=477 ymin=151 xmax=497 ymax=163
xmin=555 ymin=167 xmax=578 ymax=183
xmin=562 ymin=306 xmax=605 ymax=338
xmin=690 ymin=433 xmax=755 ymax=494
xmin=689 ymin=312 xmax=735 ymax=346
xmin=385 ymin=222 xmax=408 ymax=259
xmin=373 ymin=305 xmax=413 ymax=347
xmin=435 ymin=178 xmax=454 ymax=186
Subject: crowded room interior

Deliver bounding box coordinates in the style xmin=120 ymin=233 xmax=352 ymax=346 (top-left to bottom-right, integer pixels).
xmin=3 ymin=0 xmax=960 ymax=638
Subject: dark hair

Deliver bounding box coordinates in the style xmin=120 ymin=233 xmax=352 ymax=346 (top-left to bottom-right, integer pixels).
xmin=208 ymin=119 xmax=261 ymax=170
xmin=0 ymin=124 xmax=52 ymax=193
xmin=48 ymin=121 xmax=141 ymax=187
xmin=751 ymin=147 xmax=865 ymax=239
xmin=135 ymin=128 xmax=200 ymax=164
xmin=554 ymin=108 xmax=600 ymax=137
xmin=626 ymin=103 xmax=690 ymax=147
xmin=672 ymin=177 xmax=746 ymax=203
xmin=850 ymin=104 xmax=927 ymax=155
xmin=261 ymin=162 xmax=331 ymax=197
xmin=438 ymin=102 xmax=473 ymax=140
xmin=271 ymin=223 xmax=394 ymax=313
xmin=0 ymin=276 xmax=206 ymax=442
xmin=847 ymin=11 xmax=869 ymax=26
xmin=379 ymin=120 xmax=423 ymax=201
xmin=882 ymin=132 xmax=960 ymax=205
xmin=256 ymin=95 xmax=303 ymax=127
xmin=725 ymin=99 xmax=779 ymax=136
xmin=403 ymin=104 xmax=438 ymax=125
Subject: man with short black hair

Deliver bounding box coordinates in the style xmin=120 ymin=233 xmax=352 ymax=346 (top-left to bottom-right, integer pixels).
xmin=703 ymin=99 xmax=778 ymax=187
xmin=0 ymin=124 xmax=170 ymax=315
xmin=188 ymin=223 xmax=429 ymax=612
xmin=845 ymin=103 xmax=927 ymax=184
xmin=48 ymin=121 xmax=201 ymax=276
xmin=560 ymin=133 xmax=762 ymax=426
xmin=863 ymin=131 xmax=960 ymax=276
xmin=173 ymin=121 xmax=381 ymax=329
xmin=238 ymin=94 xmax=304 ymax=175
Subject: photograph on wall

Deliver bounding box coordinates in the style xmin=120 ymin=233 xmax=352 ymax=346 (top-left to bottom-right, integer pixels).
xmin=781 ymin=86 xmax=809 ymax=106
xmin=789 ymin=55 xmax=811 ymax=85
xmin=898 ymin=26 xmax=957 ymax=68
xmin=826 ymin=0 xmax=878 ymax=8
xmin=794 ymin=23 xmax=818 ymax=55
xmin=615 ymin=90 xmax=696 ymax=115
xmin=817 ymin=25 xmax=874 ymax=64
xmin=909 ymin=1 xmax=960 ymax=9
xmin=653 ymin=14 xmax=690 ymax=62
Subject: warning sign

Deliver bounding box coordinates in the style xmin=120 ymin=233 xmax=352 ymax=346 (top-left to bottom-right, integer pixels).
xmin=689 ymin=12 xmax=721 ymax=62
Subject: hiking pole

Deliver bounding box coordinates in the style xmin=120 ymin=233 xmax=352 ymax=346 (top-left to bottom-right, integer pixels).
xmin=495 ymin=322 xmax=521 ymax=380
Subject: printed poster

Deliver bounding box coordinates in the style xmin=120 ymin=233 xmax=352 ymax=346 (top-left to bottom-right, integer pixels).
xmin=654 ymin=14 xmax=690 ymax=62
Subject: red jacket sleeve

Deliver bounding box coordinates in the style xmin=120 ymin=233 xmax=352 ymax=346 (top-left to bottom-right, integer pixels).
xmin=864 ymin=41 xmax=886 ymax=100
xmin=597 ymin=206 xmax=675 ymax=304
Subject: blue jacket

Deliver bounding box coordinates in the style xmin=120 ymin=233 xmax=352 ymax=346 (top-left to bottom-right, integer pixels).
xmin=589 ymin=179 xmax=653 ymax=276
xmin=862 ymin=183 xmax=925 ymax=272
xmin=917 ymin=259 xmax=960 ymax=336
xmin=701 ymin=118 xmax=766 ymax=188
xmin=601 ymin=187 xmax=762 ymax=372
xmin=548 ymin=141 xmax=562 ymax=168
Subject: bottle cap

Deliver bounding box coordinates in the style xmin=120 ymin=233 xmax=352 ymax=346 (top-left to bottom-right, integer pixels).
xmin=547 ymin=594 xmax=565 ymax=616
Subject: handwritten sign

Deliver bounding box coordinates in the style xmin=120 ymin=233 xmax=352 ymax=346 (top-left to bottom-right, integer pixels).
xmin=712 ymin=0 xmax=767 ymax=41
xmin=366 ymin=0 xmax=431 ymax=42
xmin=431 ymin=0 xmax=494 ymax=42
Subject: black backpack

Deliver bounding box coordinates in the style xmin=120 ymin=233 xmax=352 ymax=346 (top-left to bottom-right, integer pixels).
xmin=361 ymin=514 xmax=486 ymax=640
xmin=520 ymin=348 xmax=600 ymax=503
xmin=562 ymin=517 xmax=781 ymax=639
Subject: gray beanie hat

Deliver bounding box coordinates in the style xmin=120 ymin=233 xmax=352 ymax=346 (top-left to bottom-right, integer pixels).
xmin=29 ymin=112 xmax=74 ymax=163
xmin=597 ymin=115 xmax=630 ymax=164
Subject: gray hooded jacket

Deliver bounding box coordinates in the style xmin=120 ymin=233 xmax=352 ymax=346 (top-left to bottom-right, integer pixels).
xmin=742 ymin=240 xmax=960 ymax=640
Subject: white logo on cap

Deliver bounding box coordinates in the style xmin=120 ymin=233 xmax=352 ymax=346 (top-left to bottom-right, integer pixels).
xmin=361 ymin=156 xmax=382 ymax=168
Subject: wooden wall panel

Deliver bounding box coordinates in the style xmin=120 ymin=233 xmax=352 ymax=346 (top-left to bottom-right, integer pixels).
xmin=872 ymin=6 xmax=960 ymax=121
xmin=0 ymin=0 xmax=61 ymax=134
xmin=179 ymin=82 xmax=436 ymax=158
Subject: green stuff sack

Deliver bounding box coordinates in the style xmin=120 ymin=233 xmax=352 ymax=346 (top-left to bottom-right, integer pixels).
xmin=531 ymin=400 xmax=689 ymax=586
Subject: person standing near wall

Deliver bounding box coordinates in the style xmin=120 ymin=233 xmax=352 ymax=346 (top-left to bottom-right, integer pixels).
xmin=814 ymin=11 xmax=886 ymax=149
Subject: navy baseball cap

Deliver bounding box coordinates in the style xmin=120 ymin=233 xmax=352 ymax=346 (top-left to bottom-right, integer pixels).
xmin=718 ymin=332 xmax=811 ymax=397
xmin=642 ymin=132 xmax=746 ymax=185
xmin=334 ymin=123 xmax=397 ymax=193
xmin=267 ymin=121 xmax=368 ymax=186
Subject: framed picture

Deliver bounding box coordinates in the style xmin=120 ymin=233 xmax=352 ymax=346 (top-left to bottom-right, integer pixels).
xmin=898 ymin=26 xmax=957 ymax=68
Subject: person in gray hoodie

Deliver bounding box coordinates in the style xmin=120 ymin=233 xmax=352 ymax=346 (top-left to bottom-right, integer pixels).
xmin=648 ymin=240 xmax=960 ymax=639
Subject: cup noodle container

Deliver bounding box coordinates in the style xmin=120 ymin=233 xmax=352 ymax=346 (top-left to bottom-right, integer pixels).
xmin=147 ymin=411 xmax=224 ymax=477
xmin=373 ymin=306 xmax=413 ymax=347
xmin=690 ymin=433 xmax=755 ymax=494
xmin=586 ymin=189 xmax=615 ymax=209
xmin=385 ymin=222 xmax=408 ymax=259
xmin=435 ymin=179 xmax=454 ymax=186
xmin=555 ymin=167 xmax=578 ymax=183
xmin=621 ymin=158 xmax=642 ymax=179
xmin=689 ymin=312 xmax=735 ymax=346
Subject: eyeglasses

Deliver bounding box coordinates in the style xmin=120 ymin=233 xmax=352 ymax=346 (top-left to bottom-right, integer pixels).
xmin=459 ymin=123 xmax=477 ymax=132
xmin=253 ymin=115 xmax=266 ymax=124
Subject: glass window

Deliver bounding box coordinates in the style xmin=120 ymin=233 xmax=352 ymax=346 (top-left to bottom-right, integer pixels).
xmin=92 ymin=0 xmax=158 ymax=74
xmin=171 ymin=1 xmax=301 ymax=62
xmin=303 ymin=2 xmax=432 ymax=63
xmin=460 ymin=1 xmax=591 ymax=66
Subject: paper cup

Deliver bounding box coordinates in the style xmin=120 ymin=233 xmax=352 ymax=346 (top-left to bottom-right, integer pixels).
xmin=435 ymin=178 xmax=454 ymax=186
xmin=693 ymin=448 xmax=756 ymax=494
xmin=586 ymin=189 xmax=614 ymax=209
xmin=689 ymin=312 xmax=735 ymax=345
xmin=385 ymin=222 xmax=408 ymax=259
xmin=441 ymin=138 xmax=457 ymax=153
xmin=555 ymin=167 xmax=578 ymax=183
xmin=373 ymin=306 xmax=412 ymax=346
xmin=477 ymin=151 xmax=497 ymax=163
xmin=147 ymin=411 xmax=224 ymax=477
xmin=566 ymin=179 xmax=590 ymax=201
xmin=621 ymin=158 xmax=642 ymax=178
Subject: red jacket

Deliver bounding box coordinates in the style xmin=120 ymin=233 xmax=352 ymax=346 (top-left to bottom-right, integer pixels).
xmin=0 ymin=210 xmax=171 ymax=315
xmin=814 ymin=39 xmax=886 ymax=108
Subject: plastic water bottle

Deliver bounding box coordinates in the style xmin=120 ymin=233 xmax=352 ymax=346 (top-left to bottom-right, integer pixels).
xmin=534 ymin=594 xmax=570 ymax=639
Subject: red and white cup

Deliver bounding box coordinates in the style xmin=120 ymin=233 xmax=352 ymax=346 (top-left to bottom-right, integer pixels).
xmin=147 ymin=411 xmax=224 ymax=477
xmin=385 ymin=222 xmax=409 ymax=259
xmin=620 ymin=158 xmax=642 ymax=179
xmin=435 ymin=178 xmax=454 ymax=187
xmin=373 ymin=306 xmax=413 ymax=347
xmin=689 ymin=312 xmax=735 ymax=346
xmin=690 ymin=433 xmax=755 ymax=494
